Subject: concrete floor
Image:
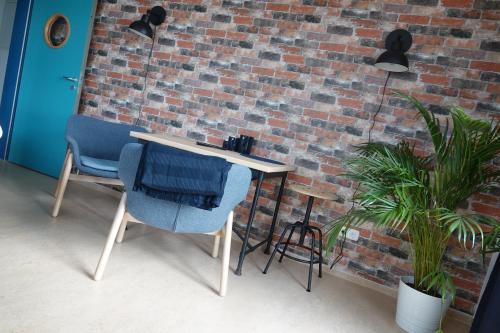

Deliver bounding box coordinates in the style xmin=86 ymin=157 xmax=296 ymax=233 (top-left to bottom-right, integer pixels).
xmin=0 ymin=162 xmax=470 ymax=333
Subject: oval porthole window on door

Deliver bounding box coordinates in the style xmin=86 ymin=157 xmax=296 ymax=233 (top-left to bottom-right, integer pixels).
xmin=44 ymin=14 xmax=71 ymax=48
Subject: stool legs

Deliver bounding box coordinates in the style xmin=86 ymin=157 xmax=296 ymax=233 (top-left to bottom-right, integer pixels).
xmin=279 ymin=223 xmax=298 ymax=263
xmin=306 ymin=228 xmax=316 ymax=292
xmin=310 ymin=226 xmax=323 ymax=278
xmin=263 ymin=222 xmax=323 ymax=292
xmin=263 ymin=223 xmax=294 ymax=275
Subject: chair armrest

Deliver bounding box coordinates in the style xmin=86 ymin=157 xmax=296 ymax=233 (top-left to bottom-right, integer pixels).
xmin=65 ymin=135 xmax=82 ymax=167
xmin=221 ymin=164 xmax=252 ymax=210
xmin=118 ymin=143 xmax=144 ymax=189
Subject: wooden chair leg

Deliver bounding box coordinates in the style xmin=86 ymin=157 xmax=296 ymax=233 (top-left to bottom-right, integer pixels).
xmin=94 ymin=193 xmax=127 ymax=281
xmin=52 ymin=152 xmax=73 ymax=217
xmin=116 ymin=212 xmax=128 ymax=244
xmin=54 ymin=149 xmax=70 ymax=198
xmin=219 ymin=211 xmax=233 ymax=297
xmin=211 ymin=234 xmax=221 ymax=258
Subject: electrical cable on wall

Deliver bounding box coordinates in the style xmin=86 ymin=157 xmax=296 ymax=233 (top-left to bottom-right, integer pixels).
xmin=135 ymin=27 xmax=156 ymax=126
xmin=330 ymin=71 xmax=392 ymax=269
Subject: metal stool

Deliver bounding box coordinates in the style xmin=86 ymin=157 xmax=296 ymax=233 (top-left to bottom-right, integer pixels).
xmin=263 ymin=184 xmax=337 ymax=292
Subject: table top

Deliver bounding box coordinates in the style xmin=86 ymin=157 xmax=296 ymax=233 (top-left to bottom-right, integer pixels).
xmin=130 ymin=131 xmax=296 ymax=174
xmin=289 ymin=183 xmax=338 ymax=201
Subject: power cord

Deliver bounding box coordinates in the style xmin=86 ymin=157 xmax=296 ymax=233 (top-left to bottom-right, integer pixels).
xmin=135 ymin=26 xmax=157 ymax=126
xmin=368 ymin=72 xmax=391 ymax=142
xmin=330 ymin=71 xmax=391 ymax=269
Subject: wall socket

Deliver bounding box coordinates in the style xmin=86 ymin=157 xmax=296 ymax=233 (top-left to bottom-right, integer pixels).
xmin=341 ymin=227 xmax=360 ymax=242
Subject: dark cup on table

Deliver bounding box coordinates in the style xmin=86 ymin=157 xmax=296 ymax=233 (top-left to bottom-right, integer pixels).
xmin=239 ymin=135 xmax=254 ymax=155
xmin=227 ymin=136 xmax=240 ymax=152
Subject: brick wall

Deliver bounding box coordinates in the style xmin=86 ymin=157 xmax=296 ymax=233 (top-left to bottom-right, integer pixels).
xmin=80 ymin=0 xmax=500 ymax=314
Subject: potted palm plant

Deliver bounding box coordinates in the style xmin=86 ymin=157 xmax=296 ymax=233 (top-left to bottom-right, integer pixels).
xmin=327 ymin=94 xmax=500 ymax=333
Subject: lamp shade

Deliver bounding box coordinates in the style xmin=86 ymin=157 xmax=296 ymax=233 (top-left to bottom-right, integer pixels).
xmin=375 ymin=50 xmax=409 ymax=73
xmin=129 ymin=14 xmax=153 ymax=39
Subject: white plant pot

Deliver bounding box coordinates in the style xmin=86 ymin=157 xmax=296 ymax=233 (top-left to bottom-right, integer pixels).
xmin=396 ymin=276 xmax=451 ymax=333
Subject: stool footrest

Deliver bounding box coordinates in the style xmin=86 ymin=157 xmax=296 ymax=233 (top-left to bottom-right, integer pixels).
xmin=276 ymin=249 xmax=322 ymax=265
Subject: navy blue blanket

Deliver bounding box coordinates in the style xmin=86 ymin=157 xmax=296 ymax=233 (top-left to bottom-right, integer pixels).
xmin=134 ymin=142 xmax=231 ymax=210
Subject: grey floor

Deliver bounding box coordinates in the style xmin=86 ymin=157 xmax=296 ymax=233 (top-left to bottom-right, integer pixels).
xmin=0 ymin=162 xmax=469 ymax=333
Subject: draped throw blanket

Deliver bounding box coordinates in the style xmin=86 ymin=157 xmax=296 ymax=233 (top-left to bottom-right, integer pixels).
xmin=134 ymin=142 xmax=231 ymax=210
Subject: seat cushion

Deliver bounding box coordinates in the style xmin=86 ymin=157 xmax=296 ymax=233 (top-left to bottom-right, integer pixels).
xmin=80 ymin=155 xmax=119 ymax=172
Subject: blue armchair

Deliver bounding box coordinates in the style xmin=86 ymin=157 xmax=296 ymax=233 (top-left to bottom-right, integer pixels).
xmin=93 ymin=143 xmax=252 ymax=296
xmin=52 ymin=115 xmax=147 ymax=217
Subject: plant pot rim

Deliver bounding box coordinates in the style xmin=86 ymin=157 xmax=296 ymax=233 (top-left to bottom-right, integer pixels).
xmin=399 ymin=276 xmax=450 ymax=302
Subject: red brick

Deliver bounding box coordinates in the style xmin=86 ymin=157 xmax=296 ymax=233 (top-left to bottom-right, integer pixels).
xmin=267 ymin=118 xmax=289 ymax=129
xmin=442 ymin=0 xmax=473 ymax=7
xmin=107 ymin=71 xmax=122 ymax=79
xmin=319 ymin=43 xmax=346 ymax=52
xmin=275 ymin=70 xmax=299 ymax=80
xmin=304 ymin=109 xmax=328 ymax=120
xmin=220 ymin=77 xmax=239 ymax=86
xmin=166 ymin=97 xmax=182 ymax=106
xmin=233 ymin=16 xmax=253 ymax=25
xmin=346 ymin=45 xmax=375 ymax=56
xmin=214 ymin=90 xmax=235 ymax=101
xmin=193 ymin=88 xmax=213 ymax=97
xmin=483 ymin=10 xmax=500 ymax=21
xmin=152 ymin=51 xmax=171 ymax=60
xmin=372 ymin=233 xmax=401 ymax=248
xmin=480 ymin=21 xmax=498 ymax=31
xmin=288 ymin=173 xmax=312 ymax=185
xmin=290 ymin=5 xmax=316 ymax=14
xmin=265 ymin=3 xmax=290 ymax=11
xmin=420 ymin=74 xmax=449 ymax=86
xmin=171 ymin=54 xmax=191 ymax=63
xmin=127 ymin=61 xmax=143 ymax=69
xmin=411 ymin=93 xmax=444 ymax=104
xmin=413 ymin=35 xmax=444 ymax=46
xmin=431 ymin=17 xmax=465 ymax=27
xmin=338 ymin=98 xmax=363 ymax=109
xmin=143 ymin=107 xmax=160 ymax=115
xmin=470 ymin=61 xmax=500 ymax=72
xmin=399 ymin=15 xmax=430 ymax=25
xmin=320 ymin=164 xmax=343 ymax=175
xmin=355 ymin=28 xmax=382 ymax=38
xmin=283 ymin=54 xmax=305 ymax=64
xmin=487 ymin=84 xmax=500 ymax=94
xmin=207 ymin=29 xmax=226 ymax=38
xmin=177 ymin=40 xmax=194 ymax=49
xmin=445 ymin=39 xmax=478 ymax=49
xmin=252 ymin=66 xmax=275 ymax=76
xmin=226 ymin=32 xmax=247 ymax=40
xmin=454 ymin=298 xmax=475 ymax=314
xmin=472 ymin=202 xmax=500 ymax=218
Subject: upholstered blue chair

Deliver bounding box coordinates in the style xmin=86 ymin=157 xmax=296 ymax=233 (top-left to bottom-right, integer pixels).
xmin=93 ymin=143 xmax=252 ymax=296
xmin=52 ymin=115 xmax=147 ymax=217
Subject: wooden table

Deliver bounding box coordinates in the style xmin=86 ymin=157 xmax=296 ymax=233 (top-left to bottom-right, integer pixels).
xmin=130 ymin=131 xmax=296 ymax=275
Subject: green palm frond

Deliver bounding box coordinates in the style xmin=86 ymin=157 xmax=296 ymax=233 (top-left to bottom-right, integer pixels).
xmin=481 ymin=216 xmax=500 ymax=259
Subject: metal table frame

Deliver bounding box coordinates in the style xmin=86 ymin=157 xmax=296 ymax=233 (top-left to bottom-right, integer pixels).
xmin=233 ymin=170 xmax=288 ymax=276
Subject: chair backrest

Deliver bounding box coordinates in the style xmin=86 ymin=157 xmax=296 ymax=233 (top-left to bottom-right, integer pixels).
xmin=118 ymin=143 xmax=252 ymax=234
xmin=65 ymin=115 xmax=147 ymax=161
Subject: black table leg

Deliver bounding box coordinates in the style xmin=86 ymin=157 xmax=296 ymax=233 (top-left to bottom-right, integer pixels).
xmin=235 ymin=171 xmax=264 ymax=276
xmin=264 ymin=173 xmax=287 ymax=254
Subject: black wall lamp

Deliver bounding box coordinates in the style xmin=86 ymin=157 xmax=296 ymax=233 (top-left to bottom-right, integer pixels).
xmin=375 ymin=29 xmax=412 ymax=73
xmin=129 ymin=6 xmax=166 ymax=40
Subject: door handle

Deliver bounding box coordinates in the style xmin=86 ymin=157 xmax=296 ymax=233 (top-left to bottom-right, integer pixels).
xmin=63 ymin=76 xmax=79 ymax=83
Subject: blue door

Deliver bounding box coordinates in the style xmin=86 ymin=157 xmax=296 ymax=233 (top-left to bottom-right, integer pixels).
xmin=8 ymin=0 xmax=96 ymax=177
